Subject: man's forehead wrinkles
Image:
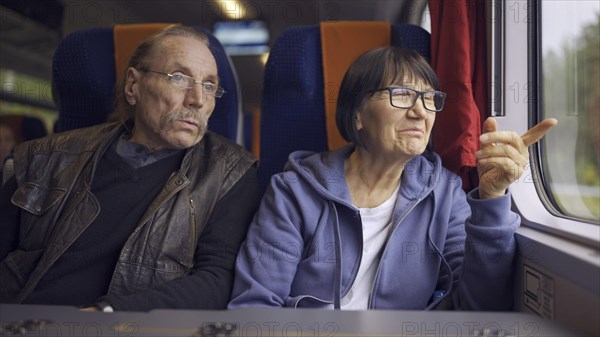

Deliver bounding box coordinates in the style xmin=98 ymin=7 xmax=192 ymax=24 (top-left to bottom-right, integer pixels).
xmin=153 ymin=43 xmax=218 ymax=79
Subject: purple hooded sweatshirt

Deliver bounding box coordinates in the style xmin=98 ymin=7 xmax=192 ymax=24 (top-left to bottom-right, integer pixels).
xmin=229 ymin=145 xmax=519 ymax=310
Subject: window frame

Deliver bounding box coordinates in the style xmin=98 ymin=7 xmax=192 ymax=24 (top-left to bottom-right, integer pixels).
xmin=500 ymin=0 xmax=600 ymax=247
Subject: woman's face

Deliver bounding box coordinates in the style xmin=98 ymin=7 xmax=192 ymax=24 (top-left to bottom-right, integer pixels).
xmin=356 ymin=77 xmax=436 ymax=161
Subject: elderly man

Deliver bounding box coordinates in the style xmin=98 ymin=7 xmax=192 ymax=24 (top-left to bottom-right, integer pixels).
xmin=0 ymin=25 xmax=259 ymax=312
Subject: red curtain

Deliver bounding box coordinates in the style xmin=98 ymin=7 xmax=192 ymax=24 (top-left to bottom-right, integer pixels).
xmin=428 ymin=0 xmax=488 ymax=191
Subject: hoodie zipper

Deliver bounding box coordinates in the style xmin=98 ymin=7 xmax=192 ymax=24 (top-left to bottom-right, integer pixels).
xmin=367 ymin=197 xmax=423 ymax=309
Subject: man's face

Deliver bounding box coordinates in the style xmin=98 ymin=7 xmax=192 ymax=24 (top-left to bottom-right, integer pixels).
xmin=125 ymin=36 xmax=218 ymax=151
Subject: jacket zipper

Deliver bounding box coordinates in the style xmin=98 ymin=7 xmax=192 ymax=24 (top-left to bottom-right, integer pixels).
xmin=190 ymin=198 xmax=197 ymax=251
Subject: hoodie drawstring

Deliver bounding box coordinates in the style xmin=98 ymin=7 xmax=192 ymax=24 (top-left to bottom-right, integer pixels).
xmin=425 ymin=194 xmax=454 ymax=310
xmin=330 ymin=201 xmax=343 ymax=310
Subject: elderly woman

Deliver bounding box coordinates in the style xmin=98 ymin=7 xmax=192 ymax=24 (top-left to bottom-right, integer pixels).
xmin=229 ymin=47 xmax=556 ymax=310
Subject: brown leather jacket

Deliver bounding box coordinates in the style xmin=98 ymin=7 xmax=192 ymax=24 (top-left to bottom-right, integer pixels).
xmin=0 ymin=122 xmax=256 ymax=303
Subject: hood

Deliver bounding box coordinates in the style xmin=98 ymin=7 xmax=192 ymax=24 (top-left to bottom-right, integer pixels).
xmin=284 ymin=144 xmax=443 ymax=205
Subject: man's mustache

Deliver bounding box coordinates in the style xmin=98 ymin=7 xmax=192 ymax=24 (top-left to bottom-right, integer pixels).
xmin=165 ymin=110 xmax=208 ymax=127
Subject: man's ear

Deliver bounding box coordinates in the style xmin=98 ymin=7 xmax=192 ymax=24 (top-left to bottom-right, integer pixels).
xmin=124 ymin=67 xmax=141 ymax=105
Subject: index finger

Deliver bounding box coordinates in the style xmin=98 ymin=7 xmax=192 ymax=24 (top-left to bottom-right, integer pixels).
xmin=521 ymin=118 xmax=558 ymax=147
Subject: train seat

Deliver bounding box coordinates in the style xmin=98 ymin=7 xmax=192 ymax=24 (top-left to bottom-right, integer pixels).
xmin=0 ymin=114 xmax=48 ymax=185
xmin=51 ymin=23 xmax=241 ymax=141
xmin=258 ymin=22 xmax=430 ymax=193
xmin=0 ymin=114 xmax=48 ymax=144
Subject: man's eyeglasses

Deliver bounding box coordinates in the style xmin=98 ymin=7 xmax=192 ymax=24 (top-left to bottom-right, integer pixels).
xmin=370 ymin=87 xmax=446 ymax=112
xmin=143 ymin=70 xmax=225 ymax=98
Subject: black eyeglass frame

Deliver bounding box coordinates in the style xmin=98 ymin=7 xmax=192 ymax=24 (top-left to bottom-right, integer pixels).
xmin=369 ymin=87 xmax=447 ymax=112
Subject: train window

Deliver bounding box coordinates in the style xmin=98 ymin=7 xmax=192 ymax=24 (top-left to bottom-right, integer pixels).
xmin=539 ymin=1 xmax=600 ymax=223
xmin=0 ymin=68 xmax=56 ymax=133
xmin=213 ymin=20 xmax=269 ymax=56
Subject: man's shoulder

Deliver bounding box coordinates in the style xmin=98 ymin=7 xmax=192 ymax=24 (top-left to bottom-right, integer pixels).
xmin=200 ymin=131 xmax=257 ymax=165
xmin=18 ymin=123 xmax=118 ymax=154
xmin=189 ymin=132 xmax=258 ymax=197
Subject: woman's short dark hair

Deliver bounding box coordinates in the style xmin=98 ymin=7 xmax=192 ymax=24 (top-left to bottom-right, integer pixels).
xmin=336 ymin=46 xmax=440 ymax=146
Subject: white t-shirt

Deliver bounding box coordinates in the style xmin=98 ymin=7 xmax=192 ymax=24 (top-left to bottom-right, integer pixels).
xmin=340 ymin=183 xmax=400 ymax=310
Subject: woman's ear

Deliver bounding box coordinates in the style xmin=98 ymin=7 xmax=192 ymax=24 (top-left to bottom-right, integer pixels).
xmin=355 ymin=111 xmax=363 ymax=131
xmin=124 ymin=67 xmax=141 ymax=106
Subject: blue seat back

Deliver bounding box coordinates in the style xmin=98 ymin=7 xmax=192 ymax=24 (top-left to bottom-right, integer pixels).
xmin=259 ymin=24 xmax=431 ymax=192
